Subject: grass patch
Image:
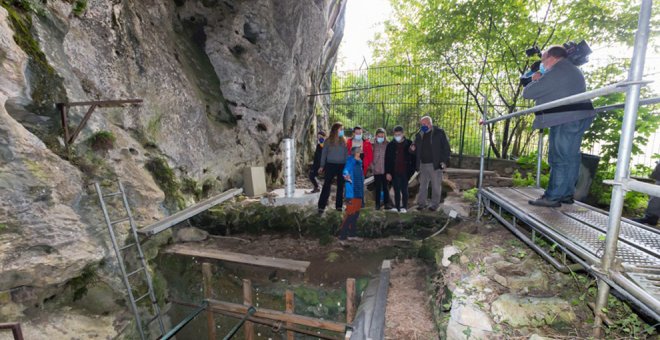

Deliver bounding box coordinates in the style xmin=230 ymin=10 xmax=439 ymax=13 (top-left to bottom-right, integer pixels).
xmin=72 ymin=0 xmax=86 ymax=16
xmin=69 ymin=262 xmax=100 ymax=302
xmin=145 ymin=157 xmax=185 ymax=211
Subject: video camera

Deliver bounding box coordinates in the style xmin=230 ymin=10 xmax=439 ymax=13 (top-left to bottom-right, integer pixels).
xmin=520 ymin=40 xmax=592 ymax=86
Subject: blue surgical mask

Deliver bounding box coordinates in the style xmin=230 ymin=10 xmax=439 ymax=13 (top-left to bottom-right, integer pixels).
xmin=376 ymin=137 xmax=384 ymax=143
xmin=421 ymin=125 xmax=429 ymax=133
xmin=338 ymin=130 xmax=344 ymax=137
xmin=318 ymin=137 xmax=324 ymax=144
xmin=539 ymin=62 xmax=546 ymax=74
xmin=394 ymin=136 xmax=403 ymax=142
xmin=353 ymin=134 xmax=362 ymax=141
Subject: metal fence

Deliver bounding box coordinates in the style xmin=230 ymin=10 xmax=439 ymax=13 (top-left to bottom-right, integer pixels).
xmin=324 ymin=60 xmax=659 ymax=173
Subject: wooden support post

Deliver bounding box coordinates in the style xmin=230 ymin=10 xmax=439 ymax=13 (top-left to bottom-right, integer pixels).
xmin=243 ymin=279 xmax=255 ymax=340
xmin=346 ymin=278 xmax=356 ymax=324
xmin=202 ymin=263 xmax=217 ymax=340
xmin=285 ymin=290 xmax=295 ymax=340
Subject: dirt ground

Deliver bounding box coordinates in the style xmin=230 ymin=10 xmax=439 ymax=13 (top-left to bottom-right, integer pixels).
xmin=385 ymin=259 xmax=439 ymax=340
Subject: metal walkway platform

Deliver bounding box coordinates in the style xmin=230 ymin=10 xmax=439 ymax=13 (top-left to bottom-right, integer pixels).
xmin=480 ymin=186 xmax=660 ymax=320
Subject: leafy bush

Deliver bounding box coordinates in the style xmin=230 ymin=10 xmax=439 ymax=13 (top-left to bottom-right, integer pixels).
xmin=72 ymin=0 xmax=87 ymax=16
xmin=589 ymin=163 xmax=650 ymax=215
xmin=88 ymin=130 xmax=116 ymax=152
xmin=512 ymin=170 xmax=548 ymax=188
xmin=462 ymin=188 xmax=478 ymax=203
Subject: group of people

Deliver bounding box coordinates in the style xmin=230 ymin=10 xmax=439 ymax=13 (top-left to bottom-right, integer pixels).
xmin=308 ymin=117 xmax=451 ymax=242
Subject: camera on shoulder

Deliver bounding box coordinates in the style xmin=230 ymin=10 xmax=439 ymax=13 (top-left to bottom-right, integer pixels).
xmin=519 ymin=40 xmax=592 ymax=86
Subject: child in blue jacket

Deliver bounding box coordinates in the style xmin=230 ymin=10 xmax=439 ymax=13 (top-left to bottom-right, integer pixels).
xmin=340 ymin=147 xmax=364 ymax=241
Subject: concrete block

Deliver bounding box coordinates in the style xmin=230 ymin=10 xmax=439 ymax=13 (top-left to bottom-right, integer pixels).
xmin=243 ymin=166 xmax=267 ymax=197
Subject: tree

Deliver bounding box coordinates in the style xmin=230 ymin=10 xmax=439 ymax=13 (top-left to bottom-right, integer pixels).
xmin=371 ymin=0 xmax=659 ymax=159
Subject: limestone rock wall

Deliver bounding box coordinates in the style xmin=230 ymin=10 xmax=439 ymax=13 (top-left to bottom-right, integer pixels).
xmin=0 ymin=0 xmax=345 ymax=326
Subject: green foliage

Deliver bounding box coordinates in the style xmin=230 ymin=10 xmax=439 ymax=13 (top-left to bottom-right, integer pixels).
xmin=369 ymin=0 xmax=659 ymax=161
xmin=69 ymin=263 xmax=100 ymax=302
xmin=72 ymin=0 xmax=87 ymax=16
xmin=145 ymin=157 xmax=186 ymax=211
xmin=88 ymin=130 xmax=116 ymax=152
xmin=462 ymin=188 xmax=478 ymax=203
xmin=589 ymin=163 xmax=650 ymax=215
xmin=516 ymin=152 xmax=549 ymax=172
xmin=511 ymin=170 xmax=548 ymax=189
xmin=181 ymin=177 xmax=203 ymax=201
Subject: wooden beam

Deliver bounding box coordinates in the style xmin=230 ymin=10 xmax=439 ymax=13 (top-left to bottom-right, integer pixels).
xmin=0 ymin=322 xmax=24 ymax=340
xmin=202 ymin=263 xmax=216 ymax=340
xmin=214 ymin=310 xmax=342 ymax=340
xmin=58 ymin=99 xmax=143 ymax=107
xmin=346 ymin=278 xmax=356 ymax=324
xmin=139 ymin=188 xmax=243 ymax=236
xmin=66 ymin=104 xmax=97 ymax=145
xmin=166 ymin=245 xmax=310 ymax=273
xmin=285 ymin=290 xmax=295 ymax=340
xmin=243 ymin=279 xmax=255 ymax=340
xmin=206 ymin=299 xmax=347 ymax=333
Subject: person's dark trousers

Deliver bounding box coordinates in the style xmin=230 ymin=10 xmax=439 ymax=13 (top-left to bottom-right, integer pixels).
xmin=340 ymin=198 xmax=361 ymax=239
xmin=392 ymin=174 xmax=409 ymax=210
xmin=373 ymin=174 xmax=390 ymax=209
xmin=308 ymin=169 xmax=319 ymax=191
xmin=544 ymin=116 xmax=594 ymax=201
xmin=318 ymin=163 xmax=345 ymax=211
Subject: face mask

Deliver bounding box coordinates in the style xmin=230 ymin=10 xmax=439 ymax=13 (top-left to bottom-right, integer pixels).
xmin=338 ymin=130 xmax=344 ymax=137
xmin=421 ymin=125 xmax=429 ymax=133
xmin=394 ymin=136 xmax=403 ymax=142
xmin=353 ymin=134 xmax=362 ymax=141
xmin=539 ymin=62 xmax=546 ymax=74
xmin=376 ymin=137 xmax=384 ymax=143
xmin=318 ymin=137 xmax=324 ymax=144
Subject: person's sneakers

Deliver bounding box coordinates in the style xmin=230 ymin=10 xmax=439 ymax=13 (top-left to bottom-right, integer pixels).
xmin=307 ymin=188 xmax=320 ymax=194
xmin=400 ymin=208 xmax=407 ymax=213
xmin=317 ymin=208 xmax=324 ymax=215
xmin=347 ymin=236 xmax=364 ymax=242
xmin=389 ymin=208 xmax=399 ymax=212
xmin=428 ymin=205 xmax=439 ymax=212
xmin=416 ymin=205 xmax=427 ymax=211
xmin=632 ymin=215 xmax=659 ymax=226
xmin=528 ymin=197 xmax=561 ymax=207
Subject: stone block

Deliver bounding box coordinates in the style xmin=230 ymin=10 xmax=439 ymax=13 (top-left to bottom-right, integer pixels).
xmin=243 ymin=166 xmax=268 ymax=197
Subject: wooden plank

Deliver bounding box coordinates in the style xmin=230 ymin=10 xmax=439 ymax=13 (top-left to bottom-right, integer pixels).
xmin=166 ymin=244 xmax=310 ymax=273
xmin=207 ymin=299 xmax=347 ymax=333
xmin=139 ymin=188 xmax=243 ymax=236
xmin=346 ymin=278 xmax=356 ymax=324
xmin=243 ymin=279 xmax=255 ymax=340
xmin=285 ymin=290 xmax=295 ymax=340
xmin=202 ymin=263 xmax=217 ymax=340
xmin=66 ymin=104 xmax=97 ymax=145
xmin=215 ymin=310 xmax=342 ymax=340
xmin=368 ymin=260 xmax=391 ymax=340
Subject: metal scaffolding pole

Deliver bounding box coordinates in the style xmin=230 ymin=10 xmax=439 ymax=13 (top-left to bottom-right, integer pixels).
xmin=477 ymin=95 xmax=488 ymax=221
xmin=536 ymin=129 xmax=544 ymax=188
xmin=592 ymin=0 xmax=652 ymax=336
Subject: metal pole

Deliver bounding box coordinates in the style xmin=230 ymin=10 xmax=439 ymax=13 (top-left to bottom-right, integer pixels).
xmin=477 ymin=95 xmax=488 ymax=221
xmin=536 ymin=129 xmax=544 ymax=188
xmin=593 ymin=0 xmax=652 ymax=336
xmin=283 ymin=138 xmax=296 ymax=197
xmin=161 ymin=301 xmax=208 ymax=340
xmin=223 ymin=306 xmax=257 ymax=340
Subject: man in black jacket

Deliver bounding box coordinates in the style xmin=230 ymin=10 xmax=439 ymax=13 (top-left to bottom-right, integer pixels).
xmin=632 ymin=161 xmax=660 ymax=226
xmin=385 ymin=126 xmax=416 ymax=213
xmin=308 ymin=131 xmax=325 ymax=193
xmin=411 ymin=116 xmax=451 ymax=211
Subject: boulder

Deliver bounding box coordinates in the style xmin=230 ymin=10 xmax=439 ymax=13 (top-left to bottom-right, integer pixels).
xmin=442 ymin=245 xmax=461 ymax=267
xmin=490 ymin=294 xmax=576 ymax=327
xmin=175 ymin=226 xmax=209 ymax=243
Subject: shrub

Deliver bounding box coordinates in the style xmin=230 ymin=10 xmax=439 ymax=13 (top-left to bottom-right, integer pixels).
xmin=72 ymin=0 xmax=87 ymax=16
xmin=88 ymin=130 xmax=116 ymax=152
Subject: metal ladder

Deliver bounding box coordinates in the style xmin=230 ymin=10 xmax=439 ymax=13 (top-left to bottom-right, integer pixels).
xmin=94 ymin=181 xmax=165 ymax=340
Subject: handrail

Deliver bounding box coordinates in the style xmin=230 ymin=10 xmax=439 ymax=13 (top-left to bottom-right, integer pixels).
xmin=593 ymin=95 xmax=660 ymax=114
xmin=480 ymin=80 xmax=650 ymax=125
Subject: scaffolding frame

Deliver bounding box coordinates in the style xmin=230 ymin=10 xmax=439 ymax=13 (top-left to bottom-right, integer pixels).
xmin=477 ymin=0 xmax=658 ymax=336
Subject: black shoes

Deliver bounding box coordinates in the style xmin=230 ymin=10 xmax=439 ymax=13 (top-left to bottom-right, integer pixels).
xmin=528 ymin=197 xmax=561 ymax=207
xmin=560 ymin=196 xmax=575 ymax=204
xmin=632 ymin=215 xmax=659 ymax=226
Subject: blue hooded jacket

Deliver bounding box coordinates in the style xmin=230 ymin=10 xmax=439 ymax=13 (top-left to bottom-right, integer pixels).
xmin=343 ymin=156 xmax=364 ymax=199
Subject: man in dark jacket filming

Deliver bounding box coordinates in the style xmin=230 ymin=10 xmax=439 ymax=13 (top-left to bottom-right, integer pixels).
xmin=411 ymin=116 xmax=451 ymax=211
xmin=632 ymin=161 xmax=660 ymax=226
xmin=523 ymin=45 xmax=595 ymax=207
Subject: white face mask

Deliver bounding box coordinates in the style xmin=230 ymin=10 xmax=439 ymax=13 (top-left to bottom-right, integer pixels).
xmin=394 ymin=135 xmax=403 ymax=142
xmin=353 ymin=134 xmax=362 ymax=141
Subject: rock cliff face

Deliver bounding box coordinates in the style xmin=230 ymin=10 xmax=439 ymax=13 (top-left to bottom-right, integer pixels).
xmin=0 ymin=0 xmax=345 ymax=330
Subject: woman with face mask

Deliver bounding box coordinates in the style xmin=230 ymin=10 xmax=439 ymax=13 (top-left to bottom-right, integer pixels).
xmin=318 ymin=122 xmax=348 ymax=213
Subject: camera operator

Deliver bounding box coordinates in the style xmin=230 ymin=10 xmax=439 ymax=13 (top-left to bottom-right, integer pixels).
xmin=523 ymin=45 xmax=595 ymax=207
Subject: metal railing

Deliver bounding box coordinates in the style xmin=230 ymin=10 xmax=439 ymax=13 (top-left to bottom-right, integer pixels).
xmin=477 ymin=0 xmax=657 ymax=335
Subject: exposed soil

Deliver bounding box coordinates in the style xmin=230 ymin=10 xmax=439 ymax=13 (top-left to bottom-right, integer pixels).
xmin=385 ymin=259 xmax=439 ymax=340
